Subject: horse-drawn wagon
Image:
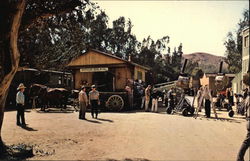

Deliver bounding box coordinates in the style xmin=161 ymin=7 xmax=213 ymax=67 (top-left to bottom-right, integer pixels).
xmin=6 ymin=67 xmax=73 ymax=110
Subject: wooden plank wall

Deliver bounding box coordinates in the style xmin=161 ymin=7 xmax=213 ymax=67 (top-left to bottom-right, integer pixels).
xmin=68 ymin=51 xmax=124 ymax=66
xmin=74 ymin=70 xmax=93 ymax=89
xmin=115 ymin=67 xmax=132 ymax=90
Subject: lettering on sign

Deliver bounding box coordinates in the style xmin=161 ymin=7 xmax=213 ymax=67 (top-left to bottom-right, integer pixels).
xmin=80 ymin=67 xmax=108 ymax=72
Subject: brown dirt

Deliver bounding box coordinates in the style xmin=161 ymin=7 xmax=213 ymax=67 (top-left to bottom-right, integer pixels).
xmin=2 ymin=106 xmax=249 ymax=160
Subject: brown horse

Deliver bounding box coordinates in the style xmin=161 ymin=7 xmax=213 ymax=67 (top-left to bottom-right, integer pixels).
xmin=29 ymin=84 xmax=70 ymax=111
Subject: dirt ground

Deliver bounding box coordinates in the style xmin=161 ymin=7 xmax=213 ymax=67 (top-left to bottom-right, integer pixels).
xmin=2 ymin=106 xmax=249 ymax=161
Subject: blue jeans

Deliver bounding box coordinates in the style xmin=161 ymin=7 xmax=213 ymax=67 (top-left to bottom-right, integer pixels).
xmin=16 ymin=104 xmax=26 ymax=125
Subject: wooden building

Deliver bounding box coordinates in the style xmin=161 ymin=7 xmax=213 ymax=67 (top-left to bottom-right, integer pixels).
xmin=67 ymin=49 xmax=150 ymax=91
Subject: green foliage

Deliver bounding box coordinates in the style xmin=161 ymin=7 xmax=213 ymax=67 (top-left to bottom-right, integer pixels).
xmin=224 ymin=9 xmax=249 ymax=73
xmin=18 ymin=1 xmax=185 ymax=84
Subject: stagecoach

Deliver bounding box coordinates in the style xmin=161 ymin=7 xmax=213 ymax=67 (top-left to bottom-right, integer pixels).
xmin=6 ymin=67 xmax=73 ymax=109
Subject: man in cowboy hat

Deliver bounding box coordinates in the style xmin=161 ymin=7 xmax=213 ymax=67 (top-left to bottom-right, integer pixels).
xmin=16 ymin=83 xmax=27 ymax=126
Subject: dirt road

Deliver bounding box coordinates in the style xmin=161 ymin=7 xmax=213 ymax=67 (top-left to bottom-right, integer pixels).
xmin=2 ymin=108 xmax=249 ymax=160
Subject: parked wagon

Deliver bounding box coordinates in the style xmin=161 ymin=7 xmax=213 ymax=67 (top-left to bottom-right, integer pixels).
xmin=67 ymin=49 xmax=150 ymax=111
xmin=6 ymin=67 xmax=73 ymax=109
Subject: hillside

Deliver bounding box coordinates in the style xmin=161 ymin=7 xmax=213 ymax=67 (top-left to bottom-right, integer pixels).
xmin=182 ymin=52 xmax=229 ymax=73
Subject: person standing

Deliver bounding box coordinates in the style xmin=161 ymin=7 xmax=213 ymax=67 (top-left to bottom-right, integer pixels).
xmin=16 ymin=83 xmax=27 ymax=126
xmin=229 ymin=88 xmax=234 ymax=106
xmin=78 ymin=85 xmax=88 ymax=120
xmin=202 ymin=85 xmax=217 ymax=118
xmin=151 ymin=89 xmax=158 ymax=112
xmin=197 ymin=87 xmax=203 ymax=112
xmin=145 ymin=85 xmax=151 ymax=112
xmin=167 ymin=87 xmax=174 ymax=110
xmin=237 ymin=90 xmax=250 ymax=161
xmin=140 ymin=86 xmax=146 ymax=109
xmin=226 ymin=88 xmax=230 ymax=100
xmin=243 ymin=88 xmax=248 ymax=100
xmin=89 ymin=85 xmax=100 ymax=119
xmin=125 ymin=85 xmax=133 ymax=109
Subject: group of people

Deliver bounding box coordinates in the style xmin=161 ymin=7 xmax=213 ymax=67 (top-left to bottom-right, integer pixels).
xmin=196 ymin=84 xmax=250 ymax=161
xmin=13 ymin=80 xmax=250 ymax=160
xmin=78 ymin=84 xmax=100 ymax=120
xmin=140 ymin=85 xmax=160 ymax=112
xmin=14 ymin=82 xmax=102 ymax=126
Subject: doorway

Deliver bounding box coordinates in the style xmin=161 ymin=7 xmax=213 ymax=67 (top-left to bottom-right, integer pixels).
xmin=92 ymin=71 xmax=114 ymax=91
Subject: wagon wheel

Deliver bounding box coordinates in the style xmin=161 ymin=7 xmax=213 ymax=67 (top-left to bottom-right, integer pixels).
xmin=189 ymin=107 xmax=195 ymax=115
xmin=182 ymin=108 xmax=188 ymax=116
xmin=106 ymin=95 xmax=124 ymax=111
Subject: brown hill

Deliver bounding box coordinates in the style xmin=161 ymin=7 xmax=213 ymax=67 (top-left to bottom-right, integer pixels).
xmin=182 ymin=52 xmax=228 ymax=73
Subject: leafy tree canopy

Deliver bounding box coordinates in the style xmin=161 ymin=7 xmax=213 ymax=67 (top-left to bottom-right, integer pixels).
xmin=224 ymin=9 xmax=249 ymax=73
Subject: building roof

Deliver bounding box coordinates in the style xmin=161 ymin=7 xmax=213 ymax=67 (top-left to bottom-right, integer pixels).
xmin=242 ymin=27 xmax=249 ymax=32
xmin=204 ymin=73 xmax=235 ymax=78
xmin=18 ymin=67 xmax=71 ymax=75
xmin=203 ymin=73 xmax=217 ymax=77
xmin=69 ymin=49 xmax=150 ymax=71
xmin=240 ymin=27 xmax=249 ymax=36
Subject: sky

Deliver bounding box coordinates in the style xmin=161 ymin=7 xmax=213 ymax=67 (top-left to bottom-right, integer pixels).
xmin=92 ymin=0 xmax=249 ymax=57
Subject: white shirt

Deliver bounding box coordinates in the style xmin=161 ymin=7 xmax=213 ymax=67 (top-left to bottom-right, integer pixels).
xmin=16 ymin=91 xmax=25 ymax=105
xmin=79 ymin=90 xmax=88 ymax=103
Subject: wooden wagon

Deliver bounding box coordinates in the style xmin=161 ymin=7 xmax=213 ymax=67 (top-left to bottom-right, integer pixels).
xmin=67 ymin=49 xmax=150 ymax=111
xmin=6 ymin=67 xmax=73 ymax=109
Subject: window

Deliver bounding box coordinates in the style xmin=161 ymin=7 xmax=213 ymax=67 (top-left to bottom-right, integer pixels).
xmin=58 ymin=76 xmax=62 ymax=85
xmin=244 ymin=35 xmax=249 ymax=47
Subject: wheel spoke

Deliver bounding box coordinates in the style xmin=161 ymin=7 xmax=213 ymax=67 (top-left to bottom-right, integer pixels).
xmin=106 ymin=95 xmax=124 ymax=111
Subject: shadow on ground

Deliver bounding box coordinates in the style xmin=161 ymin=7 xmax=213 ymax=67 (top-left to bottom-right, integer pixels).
xmin=20 ymin=125 xmax=38 ymax=131
xmin=36 ymin=108 xmax=74 ymax=114
xmin=85 ymin=119 xmax=102 ymax=124
xmin=96 ymin=118 xmax=114 ymax=123
xmin=0 ymin=144 xmax=34 ymax=161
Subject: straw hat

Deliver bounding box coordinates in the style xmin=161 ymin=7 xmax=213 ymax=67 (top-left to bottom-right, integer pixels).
xmin=17 ymin=83 xmax=26 ymax=90
xmin=91 ymin=85 xmax=96 ymax=88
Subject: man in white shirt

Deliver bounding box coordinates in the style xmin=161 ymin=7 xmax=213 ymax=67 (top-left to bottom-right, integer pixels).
xmin=202 ymin=85 xmax=217 ymax=118
xmin=78 ymin=85 xmax=88 ymax=120
xmin=16 ymin=83 xmax=26 ymax=126
xmin=145 ymin=85 xmax=151 ymax=112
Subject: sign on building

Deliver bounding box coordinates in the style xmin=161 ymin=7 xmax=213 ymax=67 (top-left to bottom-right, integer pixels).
xmin=80 ymin=67 xmax=108 ymax=72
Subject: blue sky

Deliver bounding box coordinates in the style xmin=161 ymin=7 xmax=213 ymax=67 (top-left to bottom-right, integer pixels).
xmin=93 ymin=0 xmax=249 ymax=57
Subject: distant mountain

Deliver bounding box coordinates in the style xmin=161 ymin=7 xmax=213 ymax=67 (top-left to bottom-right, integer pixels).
xmin=182 ymin=52 xmax=229 ymax=73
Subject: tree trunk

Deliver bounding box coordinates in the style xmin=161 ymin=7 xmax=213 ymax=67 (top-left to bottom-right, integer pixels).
xmin=0 ymin=0 xmax=26 ymax=153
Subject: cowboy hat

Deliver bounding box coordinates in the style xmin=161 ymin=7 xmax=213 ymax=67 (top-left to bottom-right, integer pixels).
xmin=17 ymin=83 xmax=26 ymax=90
xmin=91 ymin=85 xmax=96 ymax=88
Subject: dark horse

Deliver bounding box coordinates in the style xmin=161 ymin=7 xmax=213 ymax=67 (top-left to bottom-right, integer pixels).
xmin=29 ymin=84 xmax=70 ymax=111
